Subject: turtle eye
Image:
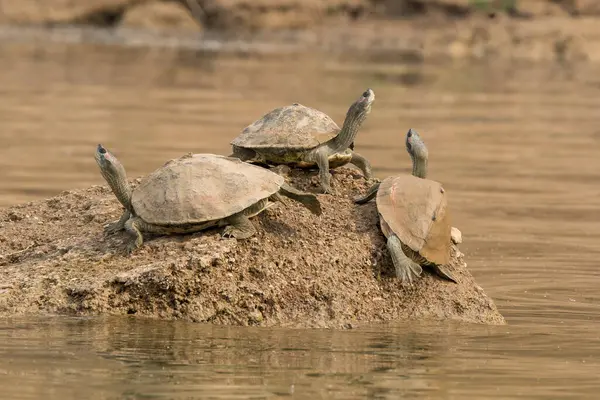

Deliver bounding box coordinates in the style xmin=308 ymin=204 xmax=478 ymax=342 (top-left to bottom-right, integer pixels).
xmin=362 ymin=90 xmax=370 ymax=98
xmin=98 ymin=144 xmax=107 ymax=155
xmin=406 ymin=142 xmax=412 ymax=151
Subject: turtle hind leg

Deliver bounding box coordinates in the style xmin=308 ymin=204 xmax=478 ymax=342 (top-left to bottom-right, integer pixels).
xmin=222 ymin=213 xmax=257 ymax=239
xmin=354 ymin=182 xmax=380 ymax=204
xmin=278 ymin=183 xmax=322 ymax=216
xmin=105 ymin=210 xmax=131 ymax=235
xmin=387 ymin=234 xmax=422 ymax=285
xmin=429 ymin=265 xmax=458 ymax=284
xmin=349 ymin=150 xmax=373 ymax=179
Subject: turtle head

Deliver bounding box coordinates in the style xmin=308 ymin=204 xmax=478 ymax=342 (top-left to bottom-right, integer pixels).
xmin=95 ymin=144 xmax=133 ymax=210
xmin=331 ymin=89 xmax=375 ymax=153
xmin=405 ymin=129 xmax=428 ymax=179
xmin=95 ymin=144 xmax=124 ymax=180
xmin=348 ymin=88 xmax=375 ymax=118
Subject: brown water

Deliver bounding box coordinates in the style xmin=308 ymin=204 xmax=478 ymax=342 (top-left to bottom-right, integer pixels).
xmin=0 ymin=32 xmax=600 ymax=399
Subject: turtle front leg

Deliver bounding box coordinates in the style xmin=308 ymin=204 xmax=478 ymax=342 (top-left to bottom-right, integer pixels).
xmin=124 ymin=217 xmax=144 ymax=254
xmin=222 ymin=213 xmax=257 ymax=239
xmin=104 ymin=210 xmax=131 ymax=235
xmin=349 ymin=150 xmax=373 ymax=179
xmin=313 ymin=148 xmax=334 ymax=194
xmin=387 ymin=234 xmax=422 ymax=285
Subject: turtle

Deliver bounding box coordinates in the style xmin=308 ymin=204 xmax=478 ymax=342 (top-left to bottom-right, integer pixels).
xmin=354 ymin=129 xmax=460 ymax=284
xmin=94 ymin=145 xmax=322 ymax=253
xmin=230 ymin=88 xmax=376 ymax=194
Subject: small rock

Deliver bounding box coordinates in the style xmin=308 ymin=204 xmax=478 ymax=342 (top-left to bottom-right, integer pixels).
xmin=451 ymin=227 xmax=462 ymax=244
xmin=7 ymin=211 xmax=22 ymax=222
xmin=248 ymin=310 xmax=264 ymax=323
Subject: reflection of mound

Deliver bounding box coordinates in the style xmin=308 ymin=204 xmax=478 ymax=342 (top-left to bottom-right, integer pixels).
xmin=0 ymin=168 xmax=504 ymax=328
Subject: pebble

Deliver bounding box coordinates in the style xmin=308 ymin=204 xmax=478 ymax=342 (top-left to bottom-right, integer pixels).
xmin=451 ymin=227 xmax=463 ymax=244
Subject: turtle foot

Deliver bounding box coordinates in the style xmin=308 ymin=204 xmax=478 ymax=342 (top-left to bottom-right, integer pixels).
xmin=395 ymin=259 xmax=423 ymax=286
xmin=222 ymin=215 xmax=256 ymax=240
xmin=104 ymin=221 xmax=124 ymax=235
xmin=320 ymin=182 xmax=336 ymax=195
xmin=126 ymin=242 xmax=140 ymax=255
xmin=222 ymin=225 xmax=255 ymax=240
xmin=104 ymin=211 xmax=131 ymax=235
xmin=387 ymin=235 xmax=423 ymax=285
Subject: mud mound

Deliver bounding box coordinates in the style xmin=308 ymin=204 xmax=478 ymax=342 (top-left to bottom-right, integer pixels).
xmin=0 ymin=167 xmax=504 ymax=328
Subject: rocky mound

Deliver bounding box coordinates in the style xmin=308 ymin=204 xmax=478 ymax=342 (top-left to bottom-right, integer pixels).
xmin=0 ymin=167 xmax=505 ymax=328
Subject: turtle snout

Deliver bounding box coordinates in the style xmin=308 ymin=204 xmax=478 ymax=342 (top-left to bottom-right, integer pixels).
xmin=362 ymin=88 xmax=374 ymax=100
xmin=405 ymin=129 xmax=417 ymax=151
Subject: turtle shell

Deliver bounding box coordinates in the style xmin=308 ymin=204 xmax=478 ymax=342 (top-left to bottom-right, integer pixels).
xmin=131 ymin=154 xmax=284 ymax=225
xmin=376 ymin=174 xmax=451 ymax=265
xmin=231 ymin=103 xmax=340 ymax=150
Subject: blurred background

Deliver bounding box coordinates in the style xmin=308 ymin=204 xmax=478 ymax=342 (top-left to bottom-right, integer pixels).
xmin=1 ymin=0 xmax=600 ymax=398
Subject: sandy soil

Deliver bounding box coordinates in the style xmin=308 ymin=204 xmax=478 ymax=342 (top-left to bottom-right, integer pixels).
xmin=0 ymin=166 xmax=504 ymax=328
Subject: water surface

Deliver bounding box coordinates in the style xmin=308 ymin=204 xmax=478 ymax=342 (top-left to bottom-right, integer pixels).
xmin=0 ymin=32 xmax=599 ymax=399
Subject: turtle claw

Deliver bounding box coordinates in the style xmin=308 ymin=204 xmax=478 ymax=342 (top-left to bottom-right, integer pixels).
xmin=321 ymin=184 xmax=336 ymax=195
xmin=125 ymin=242 xmax=139 ymax=255
xmin=221 ymin=227 xmax=243 ymax=240
xmin=221 ymin=227 xmax=235 ymax=239
xmin=397 ymin=267 xmax=421 ymax=286
xmin=104 ymin=211 xmax=130 ymax=236
xmin=221 ymin=216 xmax=256 ymax=240
xmin=104 ymin=221 xmax=123 ymax=235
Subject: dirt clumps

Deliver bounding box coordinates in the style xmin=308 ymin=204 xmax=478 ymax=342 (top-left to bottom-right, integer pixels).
xmin=0 ymin=167 xmax=504 ymax=328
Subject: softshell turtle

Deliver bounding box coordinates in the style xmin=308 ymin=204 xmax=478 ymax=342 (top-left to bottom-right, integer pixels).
xmin=355 ymin=129 xmax=459 ymax=284
xmin=230 ymin=88 xmax=376 ymax=194
xmin=95 ymin=145 xmax=322 ymax=253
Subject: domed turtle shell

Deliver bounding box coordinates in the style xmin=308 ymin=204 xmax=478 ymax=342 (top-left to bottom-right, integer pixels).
xmin=376 ymin=174 xmax=452 ymax=265
xmin=131 ymin=154 xmax=284 ymax=226
xmin=231 ymin=103 xmax=341 ymax=150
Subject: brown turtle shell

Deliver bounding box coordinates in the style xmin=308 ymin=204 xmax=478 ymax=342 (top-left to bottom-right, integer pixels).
xmin=376 ymin=174 xmax=451 ymax=265
xmin=131 ymin=154 xmax=284 ymax=225
xmin=231 ymin=103 xmax=340 ymax=150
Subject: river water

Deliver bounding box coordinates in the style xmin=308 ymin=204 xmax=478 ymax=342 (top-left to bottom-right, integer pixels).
xmin=0 ymin=29 xmax=599 ymax=399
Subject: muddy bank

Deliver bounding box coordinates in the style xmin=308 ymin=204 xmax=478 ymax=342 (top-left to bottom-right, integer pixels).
xmin=1 ymin=2 xmax=599 ymax=62
xmin=0 ymin=167 xmax=504 ymax=328
xmin=2 ymin=1 xmax=600 ymax=30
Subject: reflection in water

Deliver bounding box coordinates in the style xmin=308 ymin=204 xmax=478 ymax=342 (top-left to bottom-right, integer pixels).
xmin=1 ymin=316 xmax=599 ymax=398
xmin=0 ymin=36 xmax=600 ymax=398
